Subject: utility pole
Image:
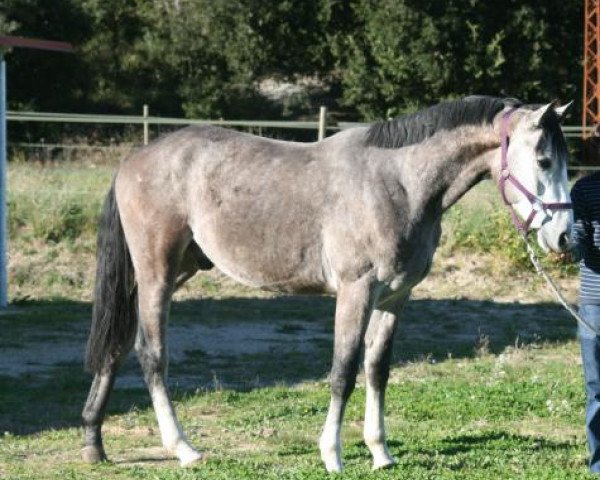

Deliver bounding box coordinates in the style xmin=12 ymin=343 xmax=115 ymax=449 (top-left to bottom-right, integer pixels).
xmin=0 ymin=35 xmax=73 ymax=308
xmin=584 ymin=0 xmax=600 ymax=138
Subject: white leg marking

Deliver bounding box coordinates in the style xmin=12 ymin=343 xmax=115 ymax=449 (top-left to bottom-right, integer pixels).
xmin=152 ymin=384 xmax=202 ymax=466
xmin=364 ymin=384 xmax=395 ymax=470
xmin=319 ymin=398 xmax=344 ymax=473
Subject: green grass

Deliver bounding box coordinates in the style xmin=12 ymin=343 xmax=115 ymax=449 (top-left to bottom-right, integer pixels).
xmin=0 ymin=162 xmax=590 ymax=478
xmin=441 ymin=182 xmax=577 ymax=275
xmin=8 ymin=163 xmax=113 ymax=243
xmin=4 ymin=163 xmax=578 ymax=302
xmin=7 ymin=163 xmax=114 ymax=301
xmin=0 ymin=341 xmax=592 ymax=479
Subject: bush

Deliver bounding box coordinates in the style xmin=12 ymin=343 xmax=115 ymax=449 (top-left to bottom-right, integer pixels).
xmin=443 ymin=202 xmax=576 ymax=275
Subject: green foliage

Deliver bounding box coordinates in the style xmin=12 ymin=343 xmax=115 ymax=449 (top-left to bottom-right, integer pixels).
xmin=1 ymin=0 xmax=582 ymax=121
xmin=0 ymin=4 xmax=18 ymax=43
xmin=445 ymin=206 xmax=529 ymax=268
xmin=444 ymin=204 xmax=578 ymax=275
xmin=3 ymin=0 xmax=91 ymax=111
xmin=8 ymin=163 xmax=110 ymax=244
xmin=336 ymin=0 xmax=581 ymax=119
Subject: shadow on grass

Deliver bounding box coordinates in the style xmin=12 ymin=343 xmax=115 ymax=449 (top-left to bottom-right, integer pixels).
xmin=0 ymin=294 xmax=578 ymax=436
xmin=344 ymin=433 xmax=579 ymax=463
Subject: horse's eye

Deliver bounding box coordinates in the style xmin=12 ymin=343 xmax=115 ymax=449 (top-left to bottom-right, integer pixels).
xmin=537 ymin=158 xmax=552 ymax=170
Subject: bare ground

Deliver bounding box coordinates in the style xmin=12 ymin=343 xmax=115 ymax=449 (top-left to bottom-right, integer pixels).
xmin=0 ymin=251 xmax=580 ymax=389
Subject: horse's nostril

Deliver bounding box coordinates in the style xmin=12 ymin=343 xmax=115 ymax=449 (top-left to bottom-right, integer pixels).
xmin=558 ymin=232 xmax=569 ymax=249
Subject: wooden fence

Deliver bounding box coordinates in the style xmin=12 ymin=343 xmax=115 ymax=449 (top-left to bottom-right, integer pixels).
xmin=6 ymin=106 xmax=600 ymax=171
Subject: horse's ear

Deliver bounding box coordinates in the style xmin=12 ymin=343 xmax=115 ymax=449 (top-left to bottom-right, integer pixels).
xmin=554 ymin=100 xmax=573 ymax=120
xmin=529 ymin=102 xmax=554 ymax=128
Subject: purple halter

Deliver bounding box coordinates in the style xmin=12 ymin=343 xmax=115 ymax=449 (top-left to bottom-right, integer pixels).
xmin=498 ymin=108 xmax=572 ymax=233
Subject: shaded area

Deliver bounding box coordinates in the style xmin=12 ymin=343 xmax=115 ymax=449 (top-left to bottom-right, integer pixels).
xmin=0 ymin=294 xmax=577 ymax=436
xmin=342 ymin=432 xmax=581 ymax=471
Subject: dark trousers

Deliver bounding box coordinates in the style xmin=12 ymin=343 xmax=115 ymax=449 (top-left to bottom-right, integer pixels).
xmin=579 ymin=304 xmax=600 ymax=473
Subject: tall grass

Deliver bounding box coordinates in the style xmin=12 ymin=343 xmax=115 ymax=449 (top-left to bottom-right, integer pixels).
xmin=7 ymin=165 xmax=565 ymax=258
xmin=442 ymin=182 xmax=576 ymax=275
xmin=7 ymin=163 xmax=114 ymax=300
xmin=9 ymin=164 xmax=113 ymax=243
xmin=5 ymin=165 xmax=576 ymax=301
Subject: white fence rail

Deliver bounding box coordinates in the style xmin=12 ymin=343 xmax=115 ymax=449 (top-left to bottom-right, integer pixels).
xmin=7 ymin=107 xmax=339 ymax=140
xmin=6 ymin=107 xmax=600 ymax=171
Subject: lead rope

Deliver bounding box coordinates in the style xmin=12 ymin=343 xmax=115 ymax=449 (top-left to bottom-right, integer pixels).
xmin=518 ymin=231 xmax=600 ymax=336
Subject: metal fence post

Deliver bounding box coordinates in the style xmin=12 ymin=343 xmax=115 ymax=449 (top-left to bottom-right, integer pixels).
xmin=318 ymin=106 xmax=327 ymax=141
xmin=0 ymin=57 xmax=7 ymax=307
xmin=143 ymin=104 xmax=149 ymax=145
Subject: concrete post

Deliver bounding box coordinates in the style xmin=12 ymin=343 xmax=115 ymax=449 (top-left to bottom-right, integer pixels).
xmin=143 ymin=104 xmax=149 ymax=145
xmin=318 ymin=106 xmax=327 ymax=141
xmin=0 ymin=57 xmax=8 ymax=307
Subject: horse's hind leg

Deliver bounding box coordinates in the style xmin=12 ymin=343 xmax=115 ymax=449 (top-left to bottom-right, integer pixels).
xmin=131 ymin=234 xmax=202 ymax=466
xmin=363 ymin=295 xmax=408 ymax=470
xmin=82 ymin=181 xmax=137 ymax=463
xmin=82 ymin=355 xmax=127 ymax=462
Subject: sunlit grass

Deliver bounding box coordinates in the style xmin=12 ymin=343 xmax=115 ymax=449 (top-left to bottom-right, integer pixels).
xmin=0 ymin=162 xmax=588 ymax=479
xmin=0 ymin=341 xmax=591 ymax=479
xmin=5 ymin=164 xmax=577 ymax=302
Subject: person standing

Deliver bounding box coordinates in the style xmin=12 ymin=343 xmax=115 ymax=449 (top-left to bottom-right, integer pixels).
xmin=572 ymin=171 xmax=600 ymax=473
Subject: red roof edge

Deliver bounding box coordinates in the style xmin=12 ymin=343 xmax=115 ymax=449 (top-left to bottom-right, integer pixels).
xmin=0 ymin=35 xmax=74 ymax=53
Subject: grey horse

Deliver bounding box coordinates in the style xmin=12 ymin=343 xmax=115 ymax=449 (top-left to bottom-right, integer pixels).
xmin=82 ymin=96 xmax=573 ymax=472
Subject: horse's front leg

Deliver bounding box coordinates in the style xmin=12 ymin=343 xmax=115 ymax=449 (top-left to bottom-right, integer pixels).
xmin=363 ymin=294 xmax=409 ymax=470
xmin=319 ymin=276 xmax=375 ymax=473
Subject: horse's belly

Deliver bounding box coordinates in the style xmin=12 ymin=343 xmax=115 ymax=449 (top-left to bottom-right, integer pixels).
xmin=193 ymin=223 xmax=328 ymax=294
xmin=214 ymin=257 xmax=329 ymax=294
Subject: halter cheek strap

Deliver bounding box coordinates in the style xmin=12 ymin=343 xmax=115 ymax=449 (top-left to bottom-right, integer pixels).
xmin=498 ymin=108 xmax=572 ymax=233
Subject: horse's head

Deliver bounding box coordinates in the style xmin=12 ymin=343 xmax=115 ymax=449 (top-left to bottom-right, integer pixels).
xmin=494 ymin=101 xmax=573 ymax=253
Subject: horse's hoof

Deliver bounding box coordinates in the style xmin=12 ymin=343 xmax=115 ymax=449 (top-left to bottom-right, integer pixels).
xmin=321 ymin=455 xmax=343 ymax=474
xmin=82 ymin=445 xmax=107 ymax=463
xmin=180 ymin=451 xmax=203 ymax=467
xmin=175 ymin=443 xmax=204 ymax=467
xmin=372 ymin=456 xmax=396 ymax=470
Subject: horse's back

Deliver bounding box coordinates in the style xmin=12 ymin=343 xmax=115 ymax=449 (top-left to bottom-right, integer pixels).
xmin=114 ymin=125 xmax=341 ymax=293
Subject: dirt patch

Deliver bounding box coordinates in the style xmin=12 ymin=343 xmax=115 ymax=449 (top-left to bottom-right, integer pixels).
xmin=0 ymin=318 xmax=331 ymax=387
xmin=415 ymin=251 xmax=578 ymax=304
xmin=0 ymin=253 xmax=580 ymax=389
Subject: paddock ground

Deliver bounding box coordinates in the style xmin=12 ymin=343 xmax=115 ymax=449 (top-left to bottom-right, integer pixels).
xmin=0 ymin=163 xmax=592 ymax=479
xmin=0 ymin=250 xmax=592 ymax=479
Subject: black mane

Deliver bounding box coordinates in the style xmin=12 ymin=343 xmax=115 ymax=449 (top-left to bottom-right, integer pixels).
xmin=538 ymin=108 xmax=568 ymax=161
xmin=364 ymin=96 xmax=521 ymax=149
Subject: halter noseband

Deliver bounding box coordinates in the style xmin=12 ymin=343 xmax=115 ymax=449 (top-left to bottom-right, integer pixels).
xmin=499 ymin=108 xmax=572 ymax=233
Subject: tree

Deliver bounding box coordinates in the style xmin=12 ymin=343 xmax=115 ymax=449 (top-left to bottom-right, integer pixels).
xmin=335 ymin=0 xmax=582 ymax=120
xmin=0 ymin=0 xmax=585 ymax=123
xmin=2 ymin=0 xmax=90 ymax=112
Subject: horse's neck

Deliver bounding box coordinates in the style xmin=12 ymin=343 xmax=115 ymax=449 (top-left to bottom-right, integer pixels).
xmin=398 ymin=126 xmax=500 ymax=213
xmin=440 ymin=146 xmax=499 ymax=210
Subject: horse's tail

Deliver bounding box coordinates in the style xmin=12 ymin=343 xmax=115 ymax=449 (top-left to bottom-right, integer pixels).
xmin=85 ymin=178 xmax=137 ymax=373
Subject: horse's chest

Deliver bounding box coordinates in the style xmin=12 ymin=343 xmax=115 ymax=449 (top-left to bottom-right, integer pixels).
xmin=374 ymin=221 xmax=440 ymax=305
xmin=391 ymin=248 xmax=434 ymax=288
xmin=374 ymin=253 xmax=433 ymax=310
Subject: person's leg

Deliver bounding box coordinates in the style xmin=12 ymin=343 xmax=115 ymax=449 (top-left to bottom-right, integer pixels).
xmin=579 ymin=304 xmax=600 ymax=473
